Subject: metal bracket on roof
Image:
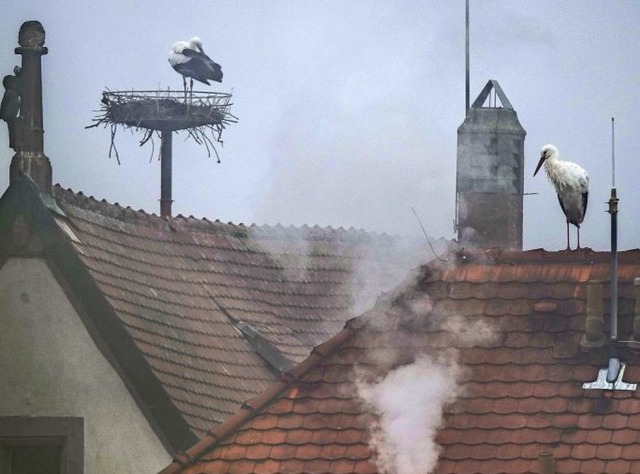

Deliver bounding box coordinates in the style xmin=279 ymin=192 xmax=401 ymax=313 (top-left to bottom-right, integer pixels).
xmin=234 ymin=321 xmax=295 ymax=373
xmin=583 ymin=359 xmax=637 ymax=391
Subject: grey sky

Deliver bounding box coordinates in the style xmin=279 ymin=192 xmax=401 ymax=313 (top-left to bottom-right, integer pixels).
xmin=1 ymin=1 xmax=639 ymax=251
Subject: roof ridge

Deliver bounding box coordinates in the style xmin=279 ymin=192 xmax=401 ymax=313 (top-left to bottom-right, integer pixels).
xmin=455 ymin=247 xmax=640 ymax=264
xmin=158 ymin=325 xmax=356 ymax=474
xmin=53 ymin=184 xmax=403 ymax=242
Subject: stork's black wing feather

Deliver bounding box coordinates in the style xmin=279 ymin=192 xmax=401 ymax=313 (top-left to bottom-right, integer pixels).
xmin=582 ymin=191 xmax=588 ymax=218
xmin=180 ymin=48 xmax=200 ymax=59
xmin=174 ymin=47 xmax=222 ymax=84
xmin=557 ymin=194 xmax=568 ymax=219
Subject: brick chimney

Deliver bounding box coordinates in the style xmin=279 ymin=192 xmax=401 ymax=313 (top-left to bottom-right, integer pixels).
xmin=9 ymin=21 xmax=52 ymax=195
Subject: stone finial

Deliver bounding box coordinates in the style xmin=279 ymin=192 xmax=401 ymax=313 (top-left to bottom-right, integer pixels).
xmin=18 ymin=21 xmax=46 ymax=48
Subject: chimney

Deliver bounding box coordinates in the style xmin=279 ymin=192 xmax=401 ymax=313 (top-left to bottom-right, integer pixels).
xmin=455 ymin=80 xmax=526 ymax=249
xmin=9 ymin=21 xmax=52 ymax=194
xmin=580 ymin=280 xmax=605 ymax=349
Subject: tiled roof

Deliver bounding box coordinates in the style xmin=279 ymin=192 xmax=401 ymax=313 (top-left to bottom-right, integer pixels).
xmin=49 ymin=184 xmax=426 ymax=443
xmin=161 ymin=248 xmax=640 ymax=474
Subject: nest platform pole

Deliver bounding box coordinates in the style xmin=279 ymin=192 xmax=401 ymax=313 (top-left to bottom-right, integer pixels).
xmin=160 ymin=128 xmax=173 ymax=217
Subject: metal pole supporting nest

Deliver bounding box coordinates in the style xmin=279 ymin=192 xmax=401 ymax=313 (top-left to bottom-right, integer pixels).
xmin=160 ymin=129 xmax=173 ymax=218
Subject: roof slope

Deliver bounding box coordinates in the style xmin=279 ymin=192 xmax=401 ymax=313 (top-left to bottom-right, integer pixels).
xmin=48 ymin=184 xmax=425 ymax=442
xmin=162 ymin=249 xmax=640 ymax=474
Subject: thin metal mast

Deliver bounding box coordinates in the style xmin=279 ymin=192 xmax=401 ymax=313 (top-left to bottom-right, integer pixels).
xmin=465 ymin=0 xmax=470 ymax=115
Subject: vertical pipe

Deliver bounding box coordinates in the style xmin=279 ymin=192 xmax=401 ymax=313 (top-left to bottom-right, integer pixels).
xmin=629 ymin=277 xmax=640 ymax=349
xmin=580 ymin=280 xmax=605 ymax=349
xmin=610 ymin=191 xmax=618 ymax=342
xmin=610 ymin=117 xmax=618 ymax=343
xmin=538 ymin=452 xmax=556 ymax=474
xmin=465 ymin=0 xmax=470 ymax=115
xmin=160 ymin=129 xmax=173 ymax=218
xmin=606 ymin=117 xmax=619 ymax=383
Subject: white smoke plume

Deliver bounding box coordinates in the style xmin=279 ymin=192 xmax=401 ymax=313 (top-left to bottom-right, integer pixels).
xmin=357 ymin=352 xmax=462 ymax=474
xmin=355 ymin=285 xmax=498 ymax=474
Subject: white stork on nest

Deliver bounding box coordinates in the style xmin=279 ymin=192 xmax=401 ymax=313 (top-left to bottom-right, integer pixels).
xmin=534 ymin=144 xmax=589 ymax=250
xmin=168 ymin=37 xmax=223 ymax=99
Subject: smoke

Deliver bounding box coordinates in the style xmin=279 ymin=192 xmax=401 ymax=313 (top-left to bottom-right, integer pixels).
xmin=356 ymin=285 xmax=497 ymax=474
xmin=247 ymin=225 xmax=312 ymax=282
xmin=349 ymin=236 xmax=440 ymax=315
xmin=357 ymin=352 xmax=461 ymax=474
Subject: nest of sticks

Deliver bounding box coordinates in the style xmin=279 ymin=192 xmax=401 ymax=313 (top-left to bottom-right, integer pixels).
xmin=86 ymin=89 xmax=237 ymax=163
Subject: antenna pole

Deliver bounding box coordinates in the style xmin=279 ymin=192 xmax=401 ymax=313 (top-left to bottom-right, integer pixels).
xmin=606 ymin=117 xmax=619 ymax=383
xmin=465 ymin=0 xmax=470 ymax=115
xmin=612 ymin=117 xmax=616 ymax=187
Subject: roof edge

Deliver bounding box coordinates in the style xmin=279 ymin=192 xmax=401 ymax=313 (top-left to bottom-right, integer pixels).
xmin=158 ymin=326 xmax=356 ymax=474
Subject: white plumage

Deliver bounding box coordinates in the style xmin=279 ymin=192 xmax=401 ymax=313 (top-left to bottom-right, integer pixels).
xmin=168 ymin=37 xmax=222 ymax=99
xmin=534 ymin=144 xmax=589 ymax=250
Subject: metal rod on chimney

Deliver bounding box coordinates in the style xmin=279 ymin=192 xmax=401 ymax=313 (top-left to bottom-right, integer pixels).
xmin=465 ymin=0 xmax=470 ymax=115
xmin=160 ymin=129 xmax=173 ymax=218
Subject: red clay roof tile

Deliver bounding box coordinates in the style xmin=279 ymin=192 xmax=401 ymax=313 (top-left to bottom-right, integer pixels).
xmin=354 ymin=460 xmax=384 ymax=474
xmin=329 ymin=459 xmax=357 ymax=473
xmin=571 ymin=444 xmax=598 ymax=460
xmin=288 ymin=430 xmax=316 ymax=448
xmin=252 ymin=459 xmax=280 ymax=474
xmin=301 ymin=458 xmax=332 ymax=472
xmin=611 ymin=428 xmax=638 ymax=445
xmin=597 ymin=444 xmax=623 ymax=460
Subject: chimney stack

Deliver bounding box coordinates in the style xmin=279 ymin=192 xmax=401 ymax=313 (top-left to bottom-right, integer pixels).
xmin=455 ymin=80 xmax=525 ymax=250
xmin=9 ymin=21 xmax=52 ymax=194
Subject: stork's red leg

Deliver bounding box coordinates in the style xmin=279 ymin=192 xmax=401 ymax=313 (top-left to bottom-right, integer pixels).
xmin=577 ymin=227 xmax=581 ymax=250
xmin=566 ymin=221 xmax=571 ymax=251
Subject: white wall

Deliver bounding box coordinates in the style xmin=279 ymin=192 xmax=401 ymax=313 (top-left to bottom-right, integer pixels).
xmin=0 ymin=257 xmax=171 ymax=473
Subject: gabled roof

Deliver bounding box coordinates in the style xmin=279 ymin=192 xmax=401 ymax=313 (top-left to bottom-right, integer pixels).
xmin=160 ymin=248 xmax=640 ymax=474
xmin=0 ymin=178 xmax=426 ymax=453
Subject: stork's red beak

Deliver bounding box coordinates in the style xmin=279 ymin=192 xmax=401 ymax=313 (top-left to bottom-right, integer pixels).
xmin=533 ymin=157 xmax=546 ymax=177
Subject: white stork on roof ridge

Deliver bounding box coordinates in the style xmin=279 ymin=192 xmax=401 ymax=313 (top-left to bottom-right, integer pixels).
xmin=168 ymin=37 xmax=223 ymax=99
xmin=534 ymin=144 xmax=589 ymax=251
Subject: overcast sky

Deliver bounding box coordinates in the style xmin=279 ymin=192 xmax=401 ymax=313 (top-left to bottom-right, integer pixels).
xmin=1 ymin=1 xmax=639 ymax=251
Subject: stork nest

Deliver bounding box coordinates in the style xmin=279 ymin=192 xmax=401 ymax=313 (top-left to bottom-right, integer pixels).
xmin=86 ymin=89 xmax=237 ymax=163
